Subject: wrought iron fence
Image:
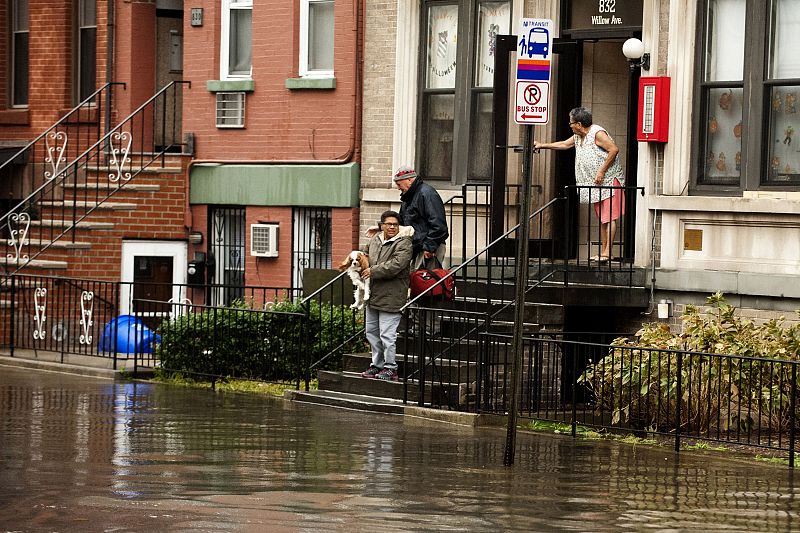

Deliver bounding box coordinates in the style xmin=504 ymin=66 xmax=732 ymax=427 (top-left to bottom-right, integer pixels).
xmin=477 ymin=333 xmax=800 ymax=466
xmin=1 ymin=274 xmax=306 ymax=383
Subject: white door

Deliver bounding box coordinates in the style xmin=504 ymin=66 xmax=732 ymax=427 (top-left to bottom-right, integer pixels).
xmin=120 ymin=241 xmax=188 ymax=329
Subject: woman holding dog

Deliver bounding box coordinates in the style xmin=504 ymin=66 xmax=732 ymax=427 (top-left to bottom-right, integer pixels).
xmin=359 ymin=210 xmax=413 ymax=382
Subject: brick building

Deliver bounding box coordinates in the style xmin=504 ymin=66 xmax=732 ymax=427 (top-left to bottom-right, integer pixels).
xmin=0 ymin=0 xmax=364 ymax=307
xmin=360 ymin=0 xmax=800 ymax=329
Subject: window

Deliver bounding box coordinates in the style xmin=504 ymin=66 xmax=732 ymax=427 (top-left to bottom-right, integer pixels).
xmin=418 ymin=0 xmax=510 ymax=182
xmin=694 ymin=0 xmax=800 ymax=191
xmin=221 ymin=0 xmax=252 ymax=79
xmin=292 ymin=207 xmax=331 ymax=291
xmin=210 ymin=207 xmax=245 ymax=306
xmin=299 ymin=0 xmax=334 ymax=77
xmin=11 ymin=0 xmax=29 ymax=107
xmin=77 ymin=0 xmax=97 ymax=102
xmin=216 ymin=92 xmax=246 ymax=128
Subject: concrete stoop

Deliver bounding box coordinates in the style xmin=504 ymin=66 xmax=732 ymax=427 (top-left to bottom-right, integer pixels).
xmin=285 ymin=388 xmax=502 ymax=427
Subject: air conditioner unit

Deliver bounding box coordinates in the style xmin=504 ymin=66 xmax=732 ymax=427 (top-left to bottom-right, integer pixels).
xmin=250 ymin=223 xmax=279 ymax=257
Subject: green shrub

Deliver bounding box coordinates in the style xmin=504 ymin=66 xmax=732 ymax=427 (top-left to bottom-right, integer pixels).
xmin=580 ymin=293 xmax=800 ymax=433
xmin=156 ymin=298 xmax=366 ymax=382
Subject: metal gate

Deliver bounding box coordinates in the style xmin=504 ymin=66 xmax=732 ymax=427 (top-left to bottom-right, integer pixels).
xmin=292 ymin=207 xmax=332 ymax=291
xmin=209 ymin=206 xmax=245 ymax=306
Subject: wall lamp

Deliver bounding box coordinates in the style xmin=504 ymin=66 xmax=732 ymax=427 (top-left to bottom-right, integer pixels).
xmin=622 ymin=38 xmax=650 ymax=71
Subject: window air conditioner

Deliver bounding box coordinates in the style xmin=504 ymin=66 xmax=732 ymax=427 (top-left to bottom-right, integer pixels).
xmin=250 ymin=223 xmax=279 ymax=257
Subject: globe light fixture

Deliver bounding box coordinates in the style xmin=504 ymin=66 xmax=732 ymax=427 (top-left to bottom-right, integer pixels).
xmin=622 ymin=38 xmax=650 ymax=71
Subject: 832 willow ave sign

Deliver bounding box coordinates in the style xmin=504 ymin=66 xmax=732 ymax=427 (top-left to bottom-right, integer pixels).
xmin=567 ymin=0 xmax=643 ymax=30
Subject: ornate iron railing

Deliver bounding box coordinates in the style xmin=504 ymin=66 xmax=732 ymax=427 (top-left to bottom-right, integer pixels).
xmin=0 ymin=83 xmax=125 ymax=219
xmin=1 ymin=81 xmax=189 ymax=274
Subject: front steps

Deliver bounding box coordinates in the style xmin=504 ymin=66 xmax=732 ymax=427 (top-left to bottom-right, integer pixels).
xmin=3 ymin=156 xmax=188 ymax=279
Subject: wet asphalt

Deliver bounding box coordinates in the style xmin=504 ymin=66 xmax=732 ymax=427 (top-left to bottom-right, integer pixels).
xmin=1 ymin=365 xmax=798 ymax=532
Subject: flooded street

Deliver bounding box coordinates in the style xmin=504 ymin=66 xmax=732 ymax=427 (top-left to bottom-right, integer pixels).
xmin=1 ymin=366 xmax=798 ymax=532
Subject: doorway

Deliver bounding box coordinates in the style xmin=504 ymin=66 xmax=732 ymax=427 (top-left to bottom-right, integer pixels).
xmin=558 ymin=39 xmax=638 ymax=261
xmin=120 ymin=241 xmax=188 ymax=330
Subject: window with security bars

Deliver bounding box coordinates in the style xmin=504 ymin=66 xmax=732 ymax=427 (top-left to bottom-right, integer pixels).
xmin=292 ymin=207 xmax=332 ymax=291
xmin=209 ymin=207 xmax=245 ymax=306
xmin=216 ymin=92 xmax=245 ymax=128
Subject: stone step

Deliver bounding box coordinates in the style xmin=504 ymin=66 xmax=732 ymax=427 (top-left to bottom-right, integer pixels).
xmin=0 ymin=257 xmax=68 ymax=270
xmin=28 ymin=219 xmax=114 ymax=230
xmin=83 ymin=165 xmax=183 ymax=175
xmin=285 ymin=389 xmax=406 ymax=414
xmin=343 ymin=352 xmax=478 ymax=383
xmin=38 ymin=200 xmax=138 ymax=211
xmin=62 ymin=182 xmax=161 ymax=192
xmin=20 ymin=239 xmax=92 ymax=250
xmin=318 ymin=370 xmax=472 ymax=409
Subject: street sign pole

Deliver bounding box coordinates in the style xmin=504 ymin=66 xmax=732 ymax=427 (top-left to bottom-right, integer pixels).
xmin=503 ymin=123 xmax=534 ymax=467
xmin=504 ymin=17 xmax=551 ymax=467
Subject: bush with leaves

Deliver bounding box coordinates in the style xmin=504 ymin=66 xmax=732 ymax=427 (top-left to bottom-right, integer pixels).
xmin=157 ymin=298 xmax=367 ymax=382
xmin=579 ymin=293 xmax=800 ymax=434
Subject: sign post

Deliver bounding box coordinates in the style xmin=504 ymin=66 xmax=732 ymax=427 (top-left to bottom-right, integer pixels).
xmin=504 ymin=18 xmax=552 ymax=467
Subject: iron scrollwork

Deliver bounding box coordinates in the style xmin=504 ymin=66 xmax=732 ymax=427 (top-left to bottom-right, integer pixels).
xmin=33 ymin=287 xmax=47 ymax=340
xmin=108 ymin=131 xmax=133 ymax=183
xmin=44 ymin=131 xmax=68 ymax=180
xmin=7 ymin=212 xmax=31 ymax=263
xmin=79 ymin=291 xmax=94 ymax=345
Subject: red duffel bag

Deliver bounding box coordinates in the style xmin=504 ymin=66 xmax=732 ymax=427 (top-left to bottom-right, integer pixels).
xmin=409 ymin=258 xmax=456 ymax=300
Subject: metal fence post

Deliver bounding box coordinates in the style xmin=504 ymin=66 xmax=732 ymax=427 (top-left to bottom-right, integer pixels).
xmin=790 ymin=363 xmax=797 ymax=468
xmin=9 ymin=275 xmax=15 ymax=357
xmin=675 ymin=350 xmax=683 ymax=453
xmin=572 ymin=342 xmax=577 ymax=438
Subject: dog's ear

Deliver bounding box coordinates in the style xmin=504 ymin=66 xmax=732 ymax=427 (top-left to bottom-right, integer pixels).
xmin=337 ymin=255 xmax=351 ymax=272
xmin=358 ymin=252 xmax=369 ymax=270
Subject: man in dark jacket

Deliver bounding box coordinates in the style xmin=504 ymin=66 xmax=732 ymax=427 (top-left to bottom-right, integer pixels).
xmin=393 ymin=165 xmax=449 ymax=269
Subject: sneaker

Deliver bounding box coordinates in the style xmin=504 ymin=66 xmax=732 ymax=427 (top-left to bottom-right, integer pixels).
xmin=361 ymin=366 xmax=381 ymax=378
xmin=375 ymin=368 xmax=399 ymax=382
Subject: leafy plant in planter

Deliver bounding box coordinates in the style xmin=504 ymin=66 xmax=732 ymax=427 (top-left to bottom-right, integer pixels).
xmin=579 ymin=293 xmax=800 ymax=434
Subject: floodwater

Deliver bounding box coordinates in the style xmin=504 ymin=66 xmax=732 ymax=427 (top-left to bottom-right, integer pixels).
xmin=0 ymin=367 xmax=798 ymax=532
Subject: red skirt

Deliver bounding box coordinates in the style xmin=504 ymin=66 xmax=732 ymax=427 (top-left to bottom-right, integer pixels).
xmin=593 ymin=178 xmax=626 ymax=224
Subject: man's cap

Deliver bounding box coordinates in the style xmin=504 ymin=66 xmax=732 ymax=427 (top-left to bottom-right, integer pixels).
xmin=392 ymin=165 xmax=417 ymax=182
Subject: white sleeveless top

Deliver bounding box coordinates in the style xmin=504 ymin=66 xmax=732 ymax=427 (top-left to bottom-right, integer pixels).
xmin=574 ymin=124 xmax=625 ymax=204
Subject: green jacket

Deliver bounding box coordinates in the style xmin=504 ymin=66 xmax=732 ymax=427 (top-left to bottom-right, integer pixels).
xmin=362 ymin=226 xmax=413 ymax=312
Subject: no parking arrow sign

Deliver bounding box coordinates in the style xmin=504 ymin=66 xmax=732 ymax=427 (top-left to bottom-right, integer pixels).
xmin=514 ymin=80 xmax=549 ymax=124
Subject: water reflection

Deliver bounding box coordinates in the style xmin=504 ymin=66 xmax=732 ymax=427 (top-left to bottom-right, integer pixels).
xmin=0 ymin=366 xmax=798 ymax=531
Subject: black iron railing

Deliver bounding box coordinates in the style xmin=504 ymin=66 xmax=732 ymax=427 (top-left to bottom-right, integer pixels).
xmin=478 ymin=333 xmax=800 ymax=467
xmin=1 ymin=81 xmax=189 ymax=274
xmin=299 ymin=270 xmax=368 ymax=389
xmin=1 ymin=274 xmax=306 ymax=383
xmin=0 ymin=83 xmax=125 ymax=220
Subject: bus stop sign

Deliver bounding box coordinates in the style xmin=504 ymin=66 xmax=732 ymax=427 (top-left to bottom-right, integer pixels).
xmin=514 ymin=18 xmax=552 ymax=125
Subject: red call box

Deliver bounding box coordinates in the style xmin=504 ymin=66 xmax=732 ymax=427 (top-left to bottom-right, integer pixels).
xmin=637 ymin=76 xmax=670 ymax=142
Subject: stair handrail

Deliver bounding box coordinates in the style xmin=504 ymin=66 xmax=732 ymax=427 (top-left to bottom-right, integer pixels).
xmin=400 ymin=196 xmax=563 ymax=312
xmin=0 ymin=81 xmax=187 ymax=228
xmin=2 ymin=81 xmax=190 ymax=274
xmin=0 ymin=82 xmax=125 ymax=178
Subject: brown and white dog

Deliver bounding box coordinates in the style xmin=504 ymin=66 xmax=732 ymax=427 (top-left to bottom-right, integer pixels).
xmin=338 ymin=251 xmax=370 ymax=310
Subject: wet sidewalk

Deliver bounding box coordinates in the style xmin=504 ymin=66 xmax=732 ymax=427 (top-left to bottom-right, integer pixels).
xmin=1 ymin=365 xmax=799 ymax=532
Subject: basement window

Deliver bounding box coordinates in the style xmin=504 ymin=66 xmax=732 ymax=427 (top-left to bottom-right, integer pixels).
xmin=215 ymin=92 xmax=246 ymax=128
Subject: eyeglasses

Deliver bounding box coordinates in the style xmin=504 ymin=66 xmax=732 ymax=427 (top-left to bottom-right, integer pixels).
xmin=382 ymin=222 xmax=399 ymax=228
xmin=569 ymin=121 xmax=579 ymax=126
